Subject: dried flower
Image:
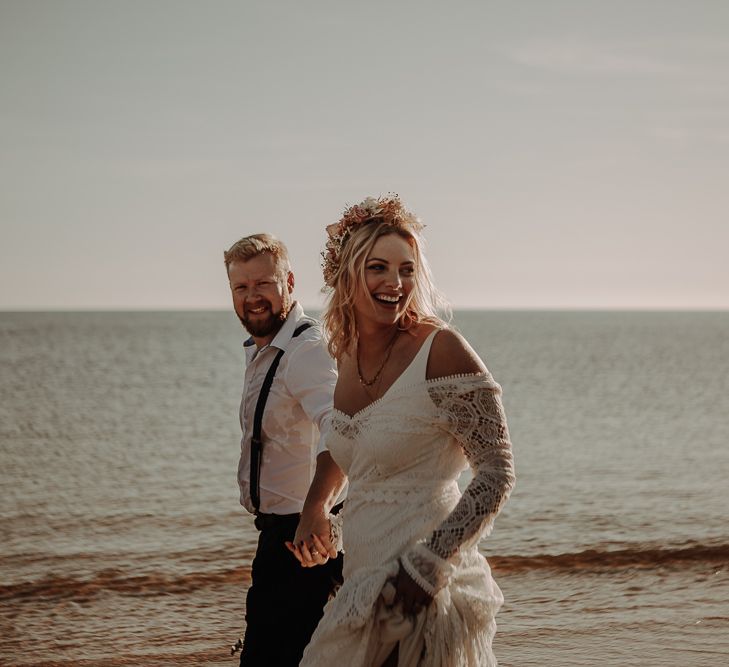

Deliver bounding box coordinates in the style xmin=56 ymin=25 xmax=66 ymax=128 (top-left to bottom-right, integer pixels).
xmin=322 ymin=194 xmax=423 ymax=288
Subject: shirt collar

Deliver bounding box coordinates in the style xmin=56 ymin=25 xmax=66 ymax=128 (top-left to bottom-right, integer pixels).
xmin=243 ymin=301 xmax=304 ymax=360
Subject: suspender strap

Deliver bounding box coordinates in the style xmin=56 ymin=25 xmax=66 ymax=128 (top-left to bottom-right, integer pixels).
xmin=249 ymin=320 xmax=314 ymax=513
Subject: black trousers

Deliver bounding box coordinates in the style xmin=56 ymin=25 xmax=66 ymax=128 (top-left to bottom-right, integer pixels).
xmin=240 ymin=511 xmax=343 ymax=667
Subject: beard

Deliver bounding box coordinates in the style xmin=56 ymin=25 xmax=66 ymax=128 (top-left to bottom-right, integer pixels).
xmin=239 ymin=298 xmax=290 ymax=338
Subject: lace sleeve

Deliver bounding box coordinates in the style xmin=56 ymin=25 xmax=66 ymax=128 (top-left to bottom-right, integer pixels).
xmin=400 ymin=373 xmax=515 ymax=596
xmin=328 ymin=511 xmax=344 ymax=553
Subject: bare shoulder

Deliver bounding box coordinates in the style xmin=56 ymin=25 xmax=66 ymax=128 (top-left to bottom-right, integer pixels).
xmin=426 ymin=328 xmax=486 ymax=380
xmin=408 ymin=321 xmax=440 ymax=344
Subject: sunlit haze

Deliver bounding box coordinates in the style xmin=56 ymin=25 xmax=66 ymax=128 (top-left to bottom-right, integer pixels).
xmin=1 ymin=0 xmax=727 ymax=310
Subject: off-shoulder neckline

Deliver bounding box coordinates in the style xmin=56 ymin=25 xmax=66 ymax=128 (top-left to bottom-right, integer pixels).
xmin=333 ymin=371 xmax=489 ymax=421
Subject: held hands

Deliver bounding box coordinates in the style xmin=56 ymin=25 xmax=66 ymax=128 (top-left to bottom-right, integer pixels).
xmin=285 ymin=505 xmax=337 ymax=568
xmin=285 ymin=509 xmax=433 ymax=615
xmin=286 ymin=451 xmax=346 ymax=568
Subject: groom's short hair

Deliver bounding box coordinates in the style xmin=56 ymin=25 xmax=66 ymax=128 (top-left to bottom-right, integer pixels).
xmin=223 ymin=233 xmax=291 ymax=276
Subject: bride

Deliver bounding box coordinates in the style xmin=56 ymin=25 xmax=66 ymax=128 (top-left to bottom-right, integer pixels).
xmin=286 ymin=196 xmax=515 ymax=666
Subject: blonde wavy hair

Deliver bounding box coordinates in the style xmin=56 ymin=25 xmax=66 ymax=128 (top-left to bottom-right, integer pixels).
xmin=323 ymin=214 xmax=450 ymax=360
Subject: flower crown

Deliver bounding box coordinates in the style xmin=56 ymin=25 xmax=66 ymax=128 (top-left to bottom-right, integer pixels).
xmin=322 ymin=195 xmax=423 ymax=288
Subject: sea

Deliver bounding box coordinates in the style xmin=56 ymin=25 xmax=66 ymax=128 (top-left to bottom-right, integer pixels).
xmin=1 ymin=310 xmax=728 ymax=666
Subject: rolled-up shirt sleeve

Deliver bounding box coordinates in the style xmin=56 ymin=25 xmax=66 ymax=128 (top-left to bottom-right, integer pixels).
xmin=282 ymin=334 xmax=337 ymax=456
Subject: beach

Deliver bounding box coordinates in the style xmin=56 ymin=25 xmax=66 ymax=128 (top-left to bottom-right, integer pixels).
xmin=2 ymin=310 xmax=728 ymax=666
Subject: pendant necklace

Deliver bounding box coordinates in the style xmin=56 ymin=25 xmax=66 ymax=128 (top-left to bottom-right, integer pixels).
xmin=357 ymin=329 xmax=399 ymax=387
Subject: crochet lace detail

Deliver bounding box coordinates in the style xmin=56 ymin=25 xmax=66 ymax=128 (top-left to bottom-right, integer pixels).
xmin=350 ymin=480 xmax=460 ymax=506
xmin=404 ymin=376 xmax=515 ymax=592
xmin=400 ymin=543 xmax=454 ymax=597
xmin=300 ymin=373 xmax=510 ymax=667
xmin=331 ymin=412 xmax=362 ymax=439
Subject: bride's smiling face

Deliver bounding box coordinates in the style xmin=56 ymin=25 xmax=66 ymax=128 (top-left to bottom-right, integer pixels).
xmin=354 ymin=233 xmax=416 ymax=327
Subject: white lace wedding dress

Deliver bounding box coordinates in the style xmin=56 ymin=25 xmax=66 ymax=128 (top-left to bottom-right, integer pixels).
xmin=301 ymin=331 xmax=515 ymax=667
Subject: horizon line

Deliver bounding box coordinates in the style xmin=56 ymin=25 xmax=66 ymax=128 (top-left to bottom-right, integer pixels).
xmin=2 ymin=306 xmax=728 ymax=314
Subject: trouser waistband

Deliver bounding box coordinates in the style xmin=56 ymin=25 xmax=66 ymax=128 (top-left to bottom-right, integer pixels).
xmin=253 ymin=512 xmax=299 ymax=531
xmin=253 ymin=502 xmax=344 ymax=532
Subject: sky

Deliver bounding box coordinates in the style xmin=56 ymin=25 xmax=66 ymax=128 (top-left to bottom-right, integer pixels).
xmin=1 ymin=0 xmax=728 ymax=310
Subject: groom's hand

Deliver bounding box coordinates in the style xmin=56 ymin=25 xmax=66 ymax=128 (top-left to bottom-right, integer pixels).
xmin=286 ymin=532 xmax=331 ymax=568
xmin=285 ymin=504 xmax=337 ymax=567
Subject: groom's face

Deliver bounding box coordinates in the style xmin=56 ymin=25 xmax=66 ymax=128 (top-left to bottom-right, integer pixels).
xmin=228 ymin=252 xmax=294 ymax=345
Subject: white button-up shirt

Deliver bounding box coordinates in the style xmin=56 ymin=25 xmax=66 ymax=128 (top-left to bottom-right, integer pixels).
xmin=237 ymin=302 xmax=338 ymax=515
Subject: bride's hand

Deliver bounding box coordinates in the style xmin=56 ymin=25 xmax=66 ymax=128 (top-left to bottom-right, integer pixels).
xmin=393 ymin=561 xmax=433 ymax=615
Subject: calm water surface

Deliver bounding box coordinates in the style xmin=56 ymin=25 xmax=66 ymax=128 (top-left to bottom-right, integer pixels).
xmin=1 ymin=311 xmax=728 ymax=665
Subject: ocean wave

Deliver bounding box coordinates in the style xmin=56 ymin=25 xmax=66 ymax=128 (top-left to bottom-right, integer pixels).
xmin=3 ymin=542 xmax=726 ymax=603
xmin=0 ymin=566 xmax=251 ymax=603
xmin=489 ymin=542 xmax=729 ymax=573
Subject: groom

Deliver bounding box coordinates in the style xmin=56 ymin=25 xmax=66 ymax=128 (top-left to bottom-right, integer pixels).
xmin=225 ymin=233 xmax=345 ymax=666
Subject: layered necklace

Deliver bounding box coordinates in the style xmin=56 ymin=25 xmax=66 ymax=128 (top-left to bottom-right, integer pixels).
xmin=357 ymin=329 xmax=400 ymax=388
